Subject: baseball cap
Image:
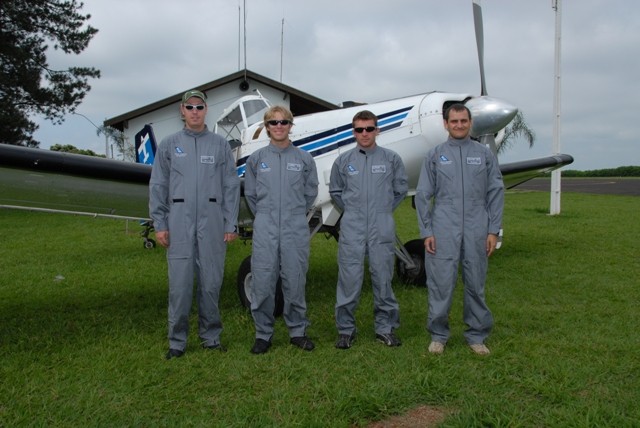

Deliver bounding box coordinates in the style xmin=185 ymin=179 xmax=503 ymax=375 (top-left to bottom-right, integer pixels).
xmin=182 ymin=89 xmax=207 ymax=103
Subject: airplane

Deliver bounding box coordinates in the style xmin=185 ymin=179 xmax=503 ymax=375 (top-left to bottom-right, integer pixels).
xmin=0 ymin=0 xmax=573 ymax=316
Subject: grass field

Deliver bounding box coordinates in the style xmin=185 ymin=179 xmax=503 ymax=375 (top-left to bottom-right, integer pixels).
xmin=1 ymin=190 xmax=639 ymax=427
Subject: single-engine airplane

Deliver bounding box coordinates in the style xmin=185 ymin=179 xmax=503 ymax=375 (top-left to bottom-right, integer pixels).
xmin=0 ymin=1 xmax=573 ymax=314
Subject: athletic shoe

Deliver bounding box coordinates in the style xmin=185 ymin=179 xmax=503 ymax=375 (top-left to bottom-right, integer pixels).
xmin=290 ymin=336 xmax=315 ymax=351
xmin=250 ymin=338 xmax=272 ymax=354
xmin=165 ymin=348 xmax=184 ymax=360
xmin=469 ymin=343 xmax=491 ymax=355
xmin=376 ymin=331 xmax=402 ymax=347
xmin=428 ymin=341 xmax=445 ymax=355
xmin=335 ymin=333 xmax=356 ymax=349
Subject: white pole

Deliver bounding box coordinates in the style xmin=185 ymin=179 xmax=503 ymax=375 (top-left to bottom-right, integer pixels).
xmin=550 ymin=0 xmax=562 ymax=215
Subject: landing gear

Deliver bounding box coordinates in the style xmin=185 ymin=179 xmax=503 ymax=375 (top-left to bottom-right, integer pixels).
xmin=395 ymin=238 xmax=426 ymax=286
xmin=236 ymin=255 xmax=284 ymax=317
xmin=140 ymin=221 xmax=156 ymax=249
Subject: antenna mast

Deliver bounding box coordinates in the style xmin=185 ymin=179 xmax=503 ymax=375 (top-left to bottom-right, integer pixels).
xmin=280 ymin=18 xmax=284 ymax=82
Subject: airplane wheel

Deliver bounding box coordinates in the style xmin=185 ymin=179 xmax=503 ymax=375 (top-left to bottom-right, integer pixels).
xmin=237 ymin=255 xmax=284 ymax=317
xmin=395 ymin=239 xmax=426 ymax=286
xmin=143 ymin=239 xmax=156 ymax=249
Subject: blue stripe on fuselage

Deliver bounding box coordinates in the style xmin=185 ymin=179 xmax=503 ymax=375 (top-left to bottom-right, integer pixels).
xmin=236 ymin=106 xmax=412 ymax=176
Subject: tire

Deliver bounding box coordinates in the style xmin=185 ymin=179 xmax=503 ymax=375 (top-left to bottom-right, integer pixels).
xmin=236 ymin=255 xmax=284 ymax=317
xmin=395 ymin=239 xmax=426 ymax=286
xmin=143 ymin=238 xmax=156 ymax=249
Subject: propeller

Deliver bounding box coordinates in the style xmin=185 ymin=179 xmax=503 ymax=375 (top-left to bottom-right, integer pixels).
xmin=467 ymin=0 xmax=517 ymax=156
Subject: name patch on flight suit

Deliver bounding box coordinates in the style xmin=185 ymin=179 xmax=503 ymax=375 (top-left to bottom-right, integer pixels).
xmin=201 ymin=155 xmax=215 ymax=164
xmin=347 ymin=164 xmax=359 ymax=175
xmin=371 ymin=164 xmax=386 ymax=174
xmin=259 ymin=162 xmax=271 ymax=172
xmin=175 ymin=147 xmax=186 ymax=157
xmin=287 ymin=163 xmax=302 ymax=172
xmin=466 ymin=157 xmax=482 ymax=165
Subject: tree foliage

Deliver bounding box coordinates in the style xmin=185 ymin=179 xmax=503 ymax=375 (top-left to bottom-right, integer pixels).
xmin=50 ymin=143 xmax=104 ymax=157
xmin=497 ymin=111 xmax=535 ymax=155
xmin=0 ymin=0 xmax=100 ymax=147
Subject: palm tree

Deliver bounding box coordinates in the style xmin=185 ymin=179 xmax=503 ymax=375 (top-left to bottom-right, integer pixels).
xmin=498 ymin=111 xmax=535 ymax=155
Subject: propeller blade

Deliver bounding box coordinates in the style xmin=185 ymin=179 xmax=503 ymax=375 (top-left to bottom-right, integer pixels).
xmin=472 ymin=0 xmax=488 ymax=96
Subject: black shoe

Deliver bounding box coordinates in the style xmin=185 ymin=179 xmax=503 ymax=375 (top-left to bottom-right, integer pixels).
xmin=335 ymin=333 xmax=356 ymax=349
xmin=290 ymin=336 xmax=315 ymax=351
xmin=376 ymin=331 xmax=402 ymax=347
xmin=165 ymin=348 xmax=184 ymax=360
xmin=203 ymin=343 xmax=227 ymax=353
xmin=250 ymin=338 xmax=272 ymax=354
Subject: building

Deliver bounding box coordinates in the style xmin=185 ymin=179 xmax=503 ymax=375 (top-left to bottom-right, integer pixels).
xmin=103 ymin=69 xmax=338 ymax=153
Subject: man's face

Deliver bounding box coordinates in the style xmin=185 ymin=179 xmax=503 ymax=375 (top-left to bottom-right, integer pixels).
xmin=180 ymin=96 xmax=207 ymax=131
xmin=265 ymin=112 xmax=293 ymax=145
xmin=353 ymin=119 xmax=378 ymax=149
xmin=444 ymin=109 xmax=472 ymax=139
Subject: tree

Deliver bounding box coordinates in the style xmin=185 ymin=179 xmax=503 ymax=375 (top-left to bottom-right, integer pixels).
xmin=50 ymin=143 xmax=104 ymax=157
xmin=497 ymin=111 xmax=535 ymax=155
xmin=0 ymin=0 xmax=100 ymax=147
xmin=97 ymin=125 xmax=134 ymax=161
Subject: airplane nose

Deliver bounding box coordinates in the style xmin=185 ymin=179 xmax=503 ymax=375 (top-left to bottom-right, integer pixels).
xmin=466 ymin=96 xmax=518 ymax=137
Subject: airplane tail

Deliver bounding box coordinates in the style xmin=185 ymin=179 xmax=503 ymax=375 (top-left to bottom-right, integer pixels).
xmin=134 ymin=125 xmax=157 ymax=165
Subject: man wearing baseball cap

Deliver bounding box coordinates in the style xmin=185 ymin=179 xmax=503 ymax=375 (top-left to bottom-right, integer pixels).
xmin=150 ymin=89 xmax=240 ymax=359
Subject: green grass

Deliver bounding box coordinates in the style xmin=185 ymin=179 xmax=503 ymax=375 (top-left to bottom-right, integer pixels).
xmin=1 ymin=191 xmax=639 ymax=427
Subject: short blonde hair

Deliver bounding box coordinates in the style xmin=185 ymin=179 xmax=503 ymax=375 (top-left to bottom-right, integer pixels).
xmin=263 ymin=105 xmax=294 ymax=123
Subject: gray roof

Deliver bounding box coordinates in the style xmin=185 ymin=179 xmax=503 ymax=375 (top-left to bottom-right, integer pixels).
xmin=104 ymin=69 xmax=338 ymax=129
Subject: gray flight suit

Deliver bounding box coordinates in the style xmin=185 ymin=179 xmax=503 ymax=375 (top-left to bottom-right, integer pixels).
xmin=329 ymin=145 xmax=408 ymax=336
xmin=244 ymin=143 xmax=318 ymax=341
xmin=149 ymin=127 xmax=240 ymax=352
xmin=415 ymin=136 xmax=504 ymax=345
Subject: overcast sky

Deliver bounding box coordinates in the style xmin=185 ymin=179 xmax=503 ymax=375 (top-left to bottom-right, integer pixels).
xmin=34 ymin=0 xmax=639 ymax=170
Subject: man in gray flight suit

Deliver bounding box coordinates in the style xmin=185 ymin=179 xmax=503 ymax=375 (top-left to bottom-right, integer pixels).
xmin=244 ymin=105 xmax=319 ymax=354
xmin=415 ymin=103 xmax=504 ymax=356
xmin=330 ymin=110 xmax=408 ymax=349
xmin=150 ymin=89 xmax=240 ymax=360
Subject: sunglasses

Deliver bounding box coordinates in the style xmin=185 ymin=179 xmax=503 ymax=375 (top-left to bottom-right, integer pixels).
xmin=184 ymin=104 xmax=205 ymax=111
xmin=354 ymin=126 xmax=377 ymax=133
xmin=266 ymin=119 xmax=292 ymax=126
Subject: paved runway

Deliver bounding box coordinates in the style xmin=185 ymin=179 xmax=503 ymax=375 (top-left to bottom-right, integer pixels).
xmin=513 ymin=178 xmax=640 ymax=196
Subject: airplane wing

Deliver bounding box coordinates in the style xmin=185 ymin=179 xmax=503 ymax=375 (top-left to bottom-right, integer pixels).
xmin=1 ymin=143 xmax=573 ymax=220
xmin=0 ymin=143 xmax=151 ymax=220
xmin=500 ymin=153 xmax=574 ymax=189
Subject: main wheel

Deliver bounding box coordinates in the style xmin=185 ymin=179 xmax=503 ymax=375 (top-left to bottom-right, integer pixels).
xmin=236 ymin=255 xmax=284 ymax=317
xmin=395 ymin=239 xmax=426 ymax=286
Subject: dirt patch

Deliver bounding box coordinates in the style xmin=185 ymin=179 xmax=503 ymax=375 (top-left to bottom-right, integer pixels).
xmin=367 ymin=405 xmax=449 ymax=427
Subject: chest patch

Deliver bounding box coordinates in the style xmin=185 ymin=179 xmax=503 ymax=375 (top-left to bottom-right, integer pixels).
xmin=466 ymin=157 xmax=482 ymax=165
xmin=347 ymin=164 xmax=359 ymax=176
xmin=439 ymin=155 xmax=452 ymax=165
xmin=371 ymin=164 xmax=386 ymax=174
xmin=287 ymin=163 xmax=302 ymax=172
xmin=200 ymin=155 xmax=215 ymax=164
xmin=175 ymin=147 xmax=187 ymax=158
xmin=259 ymin=161 xmax=271 ymax=172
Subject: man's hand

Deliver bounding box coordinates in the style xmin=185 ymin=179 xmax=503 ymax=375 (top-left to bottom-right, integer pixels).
xmin=424 ymin=236 xmax=436 ymax=255
xmin=156 ymin=230 xmax=169 ymax=248
xmin=224 ymin=233 xmax=238 ymax=243
xmin=486 ymin=234 xmax=498 ymax=257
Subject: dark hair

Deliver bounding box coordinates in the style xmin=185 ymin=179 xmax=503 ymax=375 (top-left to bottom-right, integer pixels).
xmin=352 ymin=110 xmax=378 ymax=127
xmin=443 ymin=103 xmax=471 ymax=121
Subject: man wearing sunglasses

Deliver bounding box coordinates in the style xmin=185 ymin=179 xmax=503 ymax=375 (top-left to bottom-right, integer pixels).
xmin=329 ymin=110 xmax=408 ymax=349
xmin=150 ymin=89 xmax=240 ymax=359
xmin=244 ymin=105 xmax=319 ymax=354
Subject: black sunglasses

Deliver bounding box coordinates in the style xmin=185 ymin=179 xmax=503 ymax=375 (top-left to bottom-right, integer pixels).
xmin=354 ymin=126 xmax=377 ymax=133
xmin=184 ymin=104 xmax=205 ymax=111
xmin=266 ymin=119 xmax=292 ymax=126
